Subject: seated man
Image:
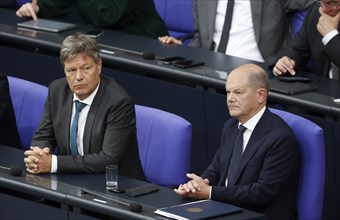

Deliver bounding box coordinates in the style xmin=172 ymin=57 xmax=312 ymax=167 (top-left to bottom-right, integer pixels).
xmin=159 ymin=0 xmax=312 ymax=64
xmin=16 ymin=0 xmax=168 ymax=39
xmin=273 ymin=0 xmax=339 ymax=80
xmin=0 ymin=73 xmax=21 ymax=148
xmin=24 ymin=33 xmax=145 ymax=181
xmin=175 ymin=64 xmax=300 ymax=220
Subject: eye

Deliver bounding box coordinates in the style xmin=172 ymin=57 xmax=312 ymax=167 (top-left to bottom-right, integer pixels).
xmin=66 ymin=69 xmax=76 ymax=75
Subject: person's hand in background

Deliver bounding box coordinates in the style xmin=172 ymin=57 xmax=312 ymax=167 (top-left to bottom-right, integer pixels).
xmin=158 ymin=36 xmax=183 ymax=45
xmin=16 ymin=0 xmax=39 ymax=20
xmin=273 ymin=56 xmax=296 ymax=76
xmin=317 ymin=6 xmax=340 ymax=36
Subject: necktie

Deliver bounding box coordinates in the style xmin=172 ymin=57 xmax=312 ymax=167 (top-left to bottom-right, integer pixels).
xmin=70 ymin=100 xmax=86 ymax=155
xmin=227 ymin=125 xmax=246 ymax=186
xmin=217 ymin=0 xmax=235 ymax=53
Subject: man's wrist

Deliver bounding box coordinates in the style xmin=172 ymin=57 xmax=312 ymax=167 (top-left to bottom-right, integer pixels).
xmin=322 ymin=29 xmax=339 ymax=45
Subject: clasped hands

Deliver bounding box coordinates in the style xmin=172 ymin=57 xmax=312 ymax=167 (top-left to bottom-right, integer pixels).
xmin=24 ymin=146 xmax=52 ymax=174
xmin=174 ymin=173 xmax=211 ymax=200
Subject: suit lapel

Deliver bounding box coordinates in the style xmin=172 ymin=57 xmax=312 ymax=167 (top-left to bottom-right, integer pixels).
xmin=82 ymin=80 xmax=105 ymax=154
xmin=219 ymin=125 xmax=239 ymax=185
xmin=250 ymin=0 xmax=262 ymax=44
xmin=207 ymin=0 xmax=218 ymax=48
xmin=63 ymin=91 xmax=73 ymax=155
xmin=232 ymin=109 xmax=272 ymax=185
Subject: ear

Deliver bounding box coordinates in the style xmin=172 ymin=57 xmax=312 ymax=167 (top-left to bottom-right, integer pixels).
xmin=257 ymin=88 xmax=267 ymax=104
xmin=97 ymin=57 xmax=102 ymax=74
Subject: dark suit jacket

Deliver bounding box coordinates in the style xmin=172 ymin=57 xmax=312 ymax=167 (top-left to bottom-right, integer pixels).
xmin=275 ymin=2 xmax=340 ymax=78
xmin=189 ymin=0 xmax=312 ymax=64
xmin=0 ymin=73 xmax=21 ymax=148
xmin=31 ymin=75 xmax=145 ymax=180
xmin=201 ymin=108 xmax=300 ymax=220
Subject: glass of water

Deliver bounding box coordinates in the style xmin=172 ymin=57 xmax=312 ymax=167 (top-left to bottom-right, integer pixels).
xmin=106 ymin=165 xmax=118 ymax=190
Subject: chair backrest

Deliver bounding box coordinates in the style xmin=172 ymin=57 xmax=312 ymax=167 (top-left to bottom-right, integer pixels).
xmin=154 ymin=0 xmax=194 ymax=45
xmin=135 ymin=105 xmax=192 ymax=187
xmin=269 ymin=108 xmax=325 ymax=220
xmin=8 ymin=76 xmax=48 ymax=150
xmin=291 ymin=10 xmax=307 ymax=35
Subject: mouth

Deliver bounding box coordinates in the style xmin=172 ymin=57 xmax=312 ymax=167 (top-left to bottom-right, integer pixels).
xmin=74 ymin=84 xmax=86 ymax=89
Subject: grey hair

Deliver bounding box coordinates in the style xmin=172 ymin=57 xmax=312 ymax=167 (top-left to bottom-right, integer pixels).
xmin=247 ymin=66 xmax=270 ymax=91
xmin=60 ymin=32 xmax=100 ymax=66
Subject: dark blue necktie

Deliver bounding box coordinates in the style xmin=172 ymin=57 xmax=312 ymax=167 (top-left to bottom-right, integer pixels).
xmin=70 ymin=100 xmax=86 ymax=155
xmin=217 ymin=0 xmax=235 ymax=53
xmin=228 ymin=125 xmax=246 ymax=186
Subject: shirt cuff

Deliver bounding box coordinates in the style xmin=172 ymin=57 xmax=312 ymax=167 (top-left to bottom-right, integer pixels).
xmin=209 ymin=186 xmax=212 ymax=199
xmin=51 ymin=154 xmax=57 ymax=173
xmin=322 ymin=30 xmax=339 ymax=45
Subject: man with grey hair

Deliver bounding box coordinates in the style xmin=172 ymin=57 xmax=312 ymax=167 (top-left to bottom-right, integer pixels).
xmin=174 ymin=64 xmax=300 ymax=220
xmin=24 ymin=33 xmax=145 ymax=180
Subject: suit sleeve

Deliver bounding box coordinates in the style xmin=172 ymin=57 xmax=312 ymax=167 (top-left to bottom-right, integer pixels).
xmin=0 ymin=74 xmax=9 ymax=120
xmin=30 ymin=82 xmax=57 ymax=151
xmin=324 ymin=34 xmax=340 ymax=68
xmin=188 ymin=0 xmax=203 ymax=48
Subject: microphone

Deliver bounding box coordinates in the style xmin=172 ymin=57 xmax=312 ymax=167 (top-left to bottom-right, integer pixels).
xmin=99 ymin=46 xmax=155 ymax=60
xmin=80 ymin=188 xmax=142 ymax=212
xmin=0 ymin=165 xmax=23 ymax=177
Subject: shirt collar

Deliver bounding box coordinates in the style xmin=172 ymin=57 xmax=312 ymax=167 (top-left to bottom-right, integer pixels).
xmin=239 ymin=106 xmax=266 ymax=132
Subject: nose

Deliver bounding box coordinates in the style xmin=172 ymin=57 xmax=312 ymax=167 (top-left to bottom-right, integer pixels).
xmin=75 ymin=69 xmax=84 ymax=81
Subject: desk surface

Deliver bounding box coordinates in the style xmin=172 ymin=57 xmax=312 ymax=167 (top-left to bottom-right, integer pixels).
xmin=1 ymin=7 xmax=339 ymax=118
xmin=0 ymin=146 xmax=266 ymax=220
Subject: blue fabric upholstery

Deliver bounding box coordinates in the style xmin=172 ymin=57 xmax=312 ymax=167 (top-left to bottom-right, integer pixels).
xmin=292 ymin=10 xmax=307 ymax=35
xmin=8 ymin=76 xmax=48 ymax=150
xmin=135 ymin=105 xmax=192 ymax=187
xmin=154 ymin=0 xmax=194 ymax=44
xmin=270 ymin=108 xmax=325 ymax=220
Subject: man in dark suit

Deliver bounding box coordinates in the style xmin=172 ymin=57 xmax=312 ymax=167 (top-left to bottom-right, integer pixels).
xmin=273 ymin=0 xmax=339 ymax=80
xmin=0 ymin=73 xmax=21 ymax=148
xmin=24 ymin=33 xmax=145 ymax=180
xmin=159 ymin=0 xmax=312 ymax=64
xmin=174 ymin=64 xmax=300 ymax=220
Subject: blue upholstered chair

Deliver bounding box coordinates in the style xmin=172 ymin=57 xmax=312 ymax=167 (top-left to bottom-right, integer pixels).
xmin=154 ymin=0 xmax=194 ymax=45
xmin=292 ymin=10 xmax=307 ymax=35
xmin=135 ymin=105 xmax=192 ymax=187
xmin=270 ymin=108 xmax=325 ymax=220
xmin=8 ymin=76 xmax=48 ymax=150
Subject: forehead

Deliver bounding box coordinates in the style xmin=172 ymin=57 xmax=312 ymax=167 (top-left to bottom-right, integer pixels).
xmin=226 ymin=72 xmax=249 ymax=89
xmin=65 ymin=54 xmax=94 ymax=64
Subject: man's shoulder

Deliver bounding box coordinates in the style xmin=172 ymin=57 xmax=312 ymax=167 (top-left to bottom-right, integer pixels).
xmin=48 ymin=78 xmax=68 ymax=91
xmin=100 ymin=75 xmax=130 ymax=95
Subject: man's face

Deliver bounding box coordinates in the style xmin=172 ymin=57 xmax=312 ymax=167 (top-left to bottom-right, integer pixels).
xmin=320 ymin=0 xmax=340 ymax=16
xmin=225 ymin=71 xmax=259 ymax=124
xmin=64 ymin=54 xmax=101 ymax=100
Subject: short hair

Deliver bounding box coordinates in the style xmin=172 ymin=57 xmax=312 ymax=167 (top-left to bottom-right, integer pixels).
xmin=247 ymin=67 xmax=270 ymax=92
xmin=60 ymin=32 xmax=100 ymax=66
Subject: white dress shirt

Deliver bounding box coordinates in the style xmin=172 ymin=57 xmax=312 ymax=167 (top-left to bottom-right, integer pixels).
xmin=213 ymin=0 xmax=264 ymax=62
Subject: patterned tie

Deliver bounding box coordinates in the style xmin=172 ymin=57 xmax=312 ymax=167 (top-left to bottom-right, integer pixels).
xmin=227 ymin=125 xmax=246 ymax=186
xmin=217 ymin=0 xmax=235 ymax=53
xmin=70 ymin=100 xmax=86 ymax=155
